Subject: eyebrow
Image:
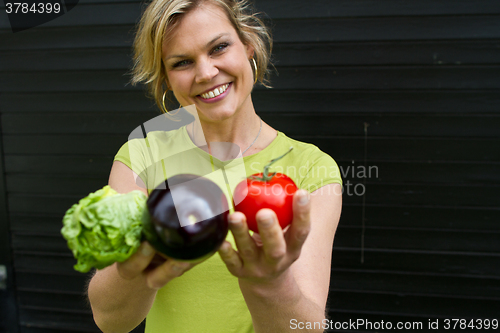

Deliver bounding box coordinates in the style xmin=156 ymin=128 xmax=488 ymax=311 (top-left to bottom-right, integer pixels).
xmin=164 ymin=33 xmax=230 ymax=61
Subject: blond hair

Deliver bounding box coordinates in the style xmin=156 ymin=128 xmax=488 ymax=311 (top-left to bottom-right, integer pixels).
xmin=131 ymin=0 xmax=273 ymax=112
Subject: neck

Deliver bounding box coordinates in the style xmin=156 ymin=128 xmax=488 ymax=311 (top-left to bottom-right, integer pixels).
xmin=190 ymin=104 xmax=263 ymax=156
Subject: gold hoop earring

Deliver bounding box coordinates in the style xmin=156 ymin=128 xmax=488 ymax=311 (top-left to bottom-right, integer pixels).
xmin=162 ymin=90 xmax=169 ymax=114
xmin=162 ymin=90 xmax=181 ymax=116
xmin=251 ymin=58 xmax=258 ymax=84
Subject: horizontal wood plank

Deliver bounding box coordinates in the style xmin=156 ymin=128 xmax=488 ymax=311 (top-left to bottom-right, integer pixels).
xmin=0 ymin=48 xmax=133 ymax=71
xmin=272 ymin=15 xmax=500 ymax=42
xmin=8 ymin=194 xmax=89 ymax=216
xmin=13 ymin=252 xmax=80 ymax=275
xmin=16 ymin=272 xmax=90 ymax=293
xmin=0 ymin=91 xmax=156 ymax=113
xmin=330 ymin=269 xmax=500 ymax=299
xmin=328 ymin=290 xmax=500 ymax=318
xmin=269 ymin=66 xmax=500 ymax=90
xmin=255 ymin=90 xmax=500 ymax=113
xmin=10 ymin=215 xmax=76 ymax=234
xmin=2 ymin=134 xmax=126 ymax=155
xmin=340 ymin=183 xmax=500 ymax=207
xmin=256 ymin=0 xmax=500 ymax=18
xmin=340 ymin=205 xmax=500 ymax=231
xmin=0 ymin=25 xmax=135 ymax=51
xmin=334 ymin=226 xmax=500 ymax=253
xmin=4 ymin=155 xmax=113 ymax=176
xmin=274 ymin=40 xmax=500 ymax=66
xmin=18 ymin=290 xmax=89 ymax=312
xmin=306 ymin=137 xmax=500 ymax=162
xmin=0 ymin=70 xmax=136 ymax=93
xmin=18 ymin=308 xmax=99 ymax=332
xmin=13 ymin=234 xmax=71 ymax=254
xmin=336 ymin=160 xmax=500 ymax=184
xmin=331 ymin=248 xmax=500 ymax=276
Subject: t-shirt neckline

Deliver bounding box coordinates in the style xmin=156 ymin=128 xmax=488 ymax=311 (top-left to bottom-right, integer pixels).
xmin=180 ymin=124 xmax=282 ymax=165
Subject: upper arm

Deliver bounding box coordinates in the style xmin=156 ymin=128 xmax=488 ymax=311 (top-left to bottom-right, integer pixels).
xmin=109 ymin=160 xmax=148 ymax=196
xmin=291 ymin=183 xmax=342 ymax=311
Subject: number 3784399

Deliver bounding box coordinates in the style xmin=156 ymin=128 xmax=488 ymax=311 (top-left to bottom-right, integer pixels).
xmin=5 ymin=2 xmax=61 ymax=14
xmin=444 ymin=319 xmax=498 ymax=330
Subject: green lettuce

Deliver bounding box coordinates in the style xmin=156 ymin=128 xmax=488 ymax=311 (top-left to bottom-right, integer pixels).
xmin=61 ymin=186 xmax=147 ymax=273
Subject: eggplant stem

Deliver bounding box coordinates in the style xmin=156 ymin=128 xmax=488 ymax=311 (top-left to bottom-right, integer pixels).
xmin=249 ymin=147 xmax=293 ymax=182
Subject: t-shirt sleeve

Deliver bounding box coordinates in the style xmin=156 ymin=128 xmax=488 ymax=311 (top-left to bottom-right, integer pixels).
xmin=114 ymin=138 xmax=149 ymax=185
xmin=299 ymin=148 xmax=342 ymax=193
xmin=115 ymin=139 xmax=141 ymax=172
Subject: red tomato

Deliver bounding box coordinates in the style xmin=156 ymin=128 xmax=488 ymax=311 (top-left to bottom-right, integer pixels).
xmin=233 ymin=173 xmax=298 ymax=233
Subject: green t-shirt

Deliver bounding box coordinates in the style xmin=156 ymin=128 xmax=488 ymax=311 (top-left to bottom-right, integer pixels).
xmin=114 ymin=126 xmax=341 ymax=333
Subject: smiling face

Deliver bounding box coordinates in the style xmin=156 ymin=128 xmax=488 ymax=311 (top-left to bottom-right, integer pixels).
xmin=162 ymin=2 xmax=255 ymax=122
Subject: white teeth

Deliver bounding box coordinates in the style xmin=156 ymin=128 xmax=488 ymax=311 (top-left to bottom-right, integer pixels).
xmin=201 ymin=84 xmax=229 ymax=99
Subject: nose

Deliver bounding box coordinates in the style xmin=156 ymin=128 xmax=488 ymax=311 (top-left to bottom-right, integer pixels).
xmin=195 ymin=59 xmax=218 ymax=83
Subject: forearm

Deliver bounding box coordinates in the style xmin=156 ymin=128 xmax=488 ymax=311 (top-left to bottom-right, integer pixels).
xmin=87 ymin=264 xmax=157 ymax=333
xmin=240 ymin=270 xmax=326 ymax=333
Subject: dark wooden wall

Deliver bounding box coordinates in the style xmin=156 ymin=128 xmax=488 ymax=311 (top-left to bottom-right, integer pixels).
xmin=1 ymin=0 xmax=499 ymax=332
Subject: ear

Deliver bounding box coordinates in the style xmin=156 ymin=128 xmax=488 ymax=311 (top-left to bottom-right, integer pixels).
xmin=246 ymin=43 xmax=255 ymax=60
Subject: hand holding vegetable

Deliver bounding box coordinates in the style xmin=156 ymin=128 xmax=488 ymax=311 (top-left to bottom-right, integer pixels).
xmin=219 ymin=189 xmax=311 ymax=285
xmin=114 ymin=241 xmax=196 ymax=290
xmin=220 ymin=147 xmax=311 ymax=285
xmin=61 ymin=174 xmax=229 ymax=273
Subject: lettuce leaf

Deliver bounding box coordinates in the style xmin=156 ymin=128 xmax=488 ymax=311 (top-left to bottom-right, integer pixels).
xmin=61 ymin=186 xmax=147 ymax=273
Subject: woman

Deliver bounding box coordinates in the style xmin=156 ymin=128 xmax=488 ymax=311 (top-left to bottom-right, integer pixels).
xmin=87 ymin=0 xmax=342 ymax=332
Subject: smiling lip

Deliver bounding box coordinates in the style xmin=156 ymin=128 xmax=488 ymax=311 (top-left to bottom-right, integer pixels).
xmin=197 ymin=83 xmax=231 ymax=103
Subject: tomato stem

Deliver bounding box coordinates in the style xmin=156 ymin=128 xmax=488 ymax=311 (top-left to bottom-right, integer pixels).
xmin=249 ymin=147 xmax=294 ymax=182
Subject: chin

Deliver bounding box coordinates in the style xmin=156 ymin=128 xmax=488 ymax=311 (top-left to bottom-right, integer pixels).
xmin=196 ymin=103 xmax=238 ymax=121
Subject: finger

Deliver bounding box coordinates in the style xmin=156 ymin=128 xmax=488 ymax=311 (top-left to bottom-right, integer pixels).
xmin=286 ymin=189 xmax=311 ymax=255
xmin=147 ymin=253 xmax=168 ymax=270
xmin=218 ymin=241 xmax=243 ymax=276
xmin=251 ymin=231 xmax=263 ymax=247
xmin=117 ymin=241 xmax=156 ymax=280
xmin=228 ymin=212 xmax=258 ymax=261
xmin=145 ymin=259 xmax=193 ymax=289
xmin=256 ymin=209 xmax=287 ymax=263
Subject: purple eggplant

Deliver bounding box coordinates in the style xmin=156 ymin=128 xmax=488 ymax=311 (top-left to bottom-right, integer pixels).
xmin=142 ymin=174 xmax=229 ymax=260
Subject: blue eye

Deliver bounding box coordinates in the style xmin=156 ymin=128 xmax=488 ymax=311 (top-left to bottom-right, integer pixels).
xmin=173 ymin=60 xmax=190 ymax=68
xmin=212 ymin=43 xmax=229 ymax=54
